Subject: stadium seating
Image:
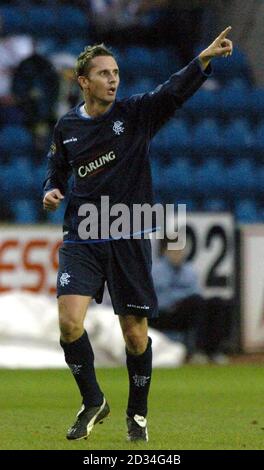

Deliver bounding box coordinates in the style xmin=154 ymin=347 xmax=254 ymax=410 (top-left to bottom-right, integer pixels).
xmin=184 ymin=89 xmax=221 ymax=120
xmin=226 ymin=159 xmax=255 ymax=196
xmin=202 ymin=198 xmax=227 ymax=212
xmin=0 ymin=126 xmax=33 ymax=166
xmin=220 ymin=119 xmax=253 ymax=159
xmin=0 ymin=4 xmax=261 ymax=223
xmin=0 ymin=6 xmax=27 ymax=35
xmin=54 ymin=6 xmax=89 ymax=39
xmin=219 ymin=83 xmax=251 ymax=119
xmin=0 ymin=105 xmax=25 ymax=128
xmin=235 ymin=199 xmax=259 ymax=223
xmin=253 ymin=121 xmax=264 ymax=160
xmin=26 ymin=7 xmax=56 ymax=37
xmin=12 ymin=199 xmax=38 ymax=223
xmin=211 ymin=47 xmax=253 ymax=84
xmin=151 ymin=119 xmax=190 ymax=163
xmin=46 ymin=202 xmax=66 ymax=224
xmin=250 ymin=88 xmax=264 ymax=121
xmin=191 ymin=119 xmax=221 ymax=158
xmin=161 ymin=158 xmax=193 ymax=197
xmin=193 ymin=157 xmax=225 ymax=196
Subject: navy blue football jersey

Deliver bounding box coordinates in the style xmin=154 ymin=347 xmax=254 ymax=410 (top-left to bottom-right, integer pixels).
xmin=43 ymin=58 xmax=211 ymax=242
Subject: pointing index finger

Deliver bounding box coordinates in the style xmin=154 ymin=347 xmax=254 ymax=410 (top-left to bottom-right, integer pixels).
xmin=218 ymin=26 xmax=232 ymax=39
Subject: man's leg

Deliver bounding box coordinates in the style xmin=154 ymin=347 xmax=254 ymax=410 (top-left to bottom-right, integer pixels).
xmin=59 ymin=294 xmax=109 ymax=440
xmin=119 ymin=314 xmax=152 ymax=442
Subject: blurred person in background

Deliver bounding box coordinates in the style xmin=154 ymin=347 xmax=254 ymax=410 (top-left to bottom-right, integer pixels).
xmin=89 ymin=0 xmax=146 ymax=44
xmin=150 ymin=237 xmax=232 ymax=364
xmin=0 ymin=35 xmax=34 ymax=103
xmin=50 ymin=52 xmax=81 ymax=119
xmin=11 ymin=41 xmax=60 ymax=133
xmin=136 ymin=0 xmax=217 ymax=62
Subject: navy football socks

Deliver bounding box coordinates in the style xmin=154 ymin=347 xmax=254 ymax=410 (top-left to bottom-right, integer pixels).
xmin=60 ymin=330 xmax=104 ymax=408
xmin=126 ymin=337 xmax=152 ymax=418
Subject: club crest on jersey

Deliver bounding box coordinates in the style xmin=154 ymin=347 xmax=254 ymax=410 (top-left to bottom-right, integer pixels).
xmin=113 ymin=120 xmax=124 ymax=135
xmin=49 ymin=142 xmax=56 ymax=155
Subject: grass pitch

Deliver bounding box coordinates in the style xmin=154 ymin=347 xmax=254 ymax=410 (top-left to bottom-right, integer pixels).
xmin=1 ymin=366 xmax=264 ymax=450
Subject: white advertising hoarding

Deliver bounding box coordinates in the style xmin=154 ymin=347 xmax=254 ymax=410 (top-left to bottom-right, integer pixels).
xmin=0 ymin=225 xmax=61 ymax=295
xmin=162 ymin=212 xmax=235 ymax=299
xmin=0 ymin=214 xmax=235 ymax=299
xmin=241 ymin=225 xmax=264 ymax=352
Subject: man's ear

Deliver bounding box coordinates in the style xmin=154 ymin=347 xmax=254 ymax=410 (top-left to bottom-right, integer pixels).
xmin=78 ymin=75 xmax=89 ymax=91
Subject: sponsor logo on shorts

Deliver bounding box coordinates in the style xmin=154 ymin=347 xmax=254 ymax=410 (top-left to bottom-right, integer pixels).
xmin=59 ymin=272 xmax=71 ymax=287
xmin=127 ymin=304 xmax=150 ymax=310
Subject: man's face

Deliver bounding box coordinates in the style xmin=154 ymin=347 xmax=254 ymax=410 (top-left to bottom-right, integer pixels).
xmin=81 ymin=55 xmax=120 ymax=104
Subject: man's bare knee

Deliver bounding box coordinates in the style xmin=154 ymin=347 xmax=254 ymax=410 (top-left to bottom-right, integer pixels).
xmin=124 ymin=331 xmax=148 ymax=355
xmin=59 ymin=317 xmax=84 ymax=343
xmin=58 ymin=295 xmax=91 ymax=343
xmin=119 ymin=316 xmax=148 ymax=355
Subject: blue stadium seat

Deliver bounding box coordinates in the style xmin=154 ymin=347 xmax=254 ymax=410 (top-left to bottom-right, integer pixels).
xmin=226 ymin=159 xmax=255 ymax=195
xmin=162 ymin=158 xmax=193 ymax=195
xmin=31 ymin=164 xmax=47 ymax=192
xmin=257 ymin=205 xmax=264 ymax=222
xmin=175 ymin=198 xmax=197 ymax=212
xmin=212 ymin=47 xmax=252 ymax=84
xmin=0 ymin=6 xmax=26 ymax=34
xmin=235 ymin=199 xmax=258 ymax=223
xmin=122 ymin=46 xmax=159 ymax=79
xmin=0 ymin=125 xmax=33 ymax=155
xmin=54 ymin=6 xmax=88 ymax=38
xmin=202 ymin=198 xmax=227 ymax=212
xmin=253 ymin=121 xmax=264 ymax=156
xmin=125 ymin=46 xmax=154 ymax=70
xmin=0 ymin=105 xmax=25 ymax=127
xmin=2 ymin=158 xmax=35 ymax=195
xmin=191 ymin=119 xmax=221 ymax=156
xmin=152 ymin=48 xmax=181 ymax=79
xmin=167 ymin=119 xmax=190 ymax=152
xmin=250 ymin=88 xmax=264 ymax=119
xmin=193 ymin=157 xmax=225 ymax=196
xmin=184 ymin=89 xmax=221 ymax=118
xmin=221 ymin=120 xmax=253 ymax=156
xmin=151 ymin=160 xmax=165 ymax=192
xmin=219 ymin=83 xmax=251 ymax=117
xmin=27 ymin=7 xmax=56 ymax=36
xmin=13 ymin=199 xmax=38 ymax=223
xmin=126 ymin=78 xmax=157 ymax=96
xmin=46 ymin=202 xmax=66 ymax=224
xmin=255 ymin=165 xmax=264 ymax=193
xmin=64 ymin=39 xmax=89 ymax=57
xmin=151 ymin=119 xmax=190 ymax=160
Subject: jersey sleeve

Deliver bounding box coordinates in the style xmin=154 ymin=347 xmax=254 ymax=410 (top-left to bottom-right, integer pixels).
xmin=43 ymin=123 xmax=72 ymax=196
xmin=135 ymin=57 xmax=212 ymax=138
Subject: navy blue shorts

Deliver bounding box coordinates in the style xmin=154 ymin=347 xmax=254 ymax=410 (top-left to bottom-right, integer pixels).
xmin=57 ymin=238 xmax=158 ymax=318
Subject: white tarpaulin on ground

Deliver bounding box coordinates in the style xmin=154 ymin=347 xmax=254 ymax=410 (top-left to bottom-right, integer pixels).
xmin=0 ymin=292 xmax=186 ymax=368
